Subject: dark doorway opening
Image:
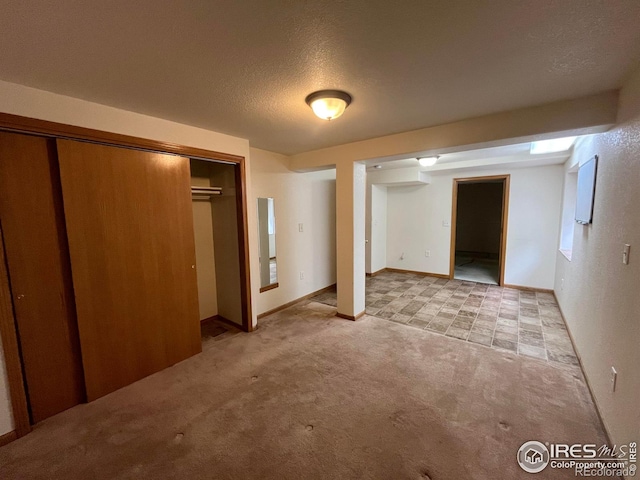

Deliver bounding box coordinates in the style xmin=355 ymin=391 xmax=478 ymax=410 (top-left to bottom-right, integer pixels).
xmin=450 ymin=176 xmax=510 ymax=285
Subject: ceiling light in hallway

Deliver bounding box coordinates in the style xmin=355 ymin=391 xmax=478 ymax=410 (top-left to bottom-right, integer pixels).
xmin=305 ymin=90 xmax=352 ymax=121
xmin=418 ymin=156 xmax=439 ymax=167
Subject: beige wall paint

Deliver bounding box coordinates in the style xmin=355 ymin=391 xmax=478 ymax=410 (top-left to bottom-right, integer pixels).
xmin=250 ymin=148 xmax=336 ymax=316
xmin=554 ymin=66 xmax=640 ymax=446
xmin=0 ymin=81 xmax=255 ymax=435
xmin=385 ymin=164 xmax=563 ymax=289
xmin=336 ymin=162 xmax=367 ymax=317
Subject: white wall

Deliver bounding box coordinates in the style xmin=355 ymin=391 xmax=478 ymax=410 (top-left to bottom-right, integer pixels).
xmin=366 ymin=185 xmax=388 ymax=274
xmin=0 ymin=80 xmax=254 ymax=436
xmin=385 ymin=164 xmax=564 ymax=289
xmin=554 ymin=66 xmax=640 ymax=447
xmin=250 ymin=148 xmax=336 ymax=315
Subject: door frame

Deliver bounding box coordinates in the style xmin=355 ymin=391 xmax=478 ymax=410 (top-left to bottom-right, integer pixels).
xmin=0 ymin=112 xmax=254 ymax=440
xmin=449 ymin=174 xmax=510 ymax=285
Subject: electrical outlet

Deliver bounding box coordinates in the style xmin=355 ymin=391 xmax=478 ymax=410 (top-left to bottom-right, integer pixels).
xmin=298 ymin=223 xmax=304 ymax=233
xmin=623 ymin=244 xmax=631 ymax=265
xmin=299 ymin=271 xmax=304 ymax=280
xmin=425 ymin=250 xmax=430 ymax=257
xmin=611 ymin=366 xmax=617 ymax=393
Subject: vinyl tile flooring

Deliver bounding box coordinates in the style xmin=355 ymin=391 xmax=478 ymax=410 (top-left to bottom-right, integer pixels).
xmin=312 ymin=271 xmax=578 ymax=366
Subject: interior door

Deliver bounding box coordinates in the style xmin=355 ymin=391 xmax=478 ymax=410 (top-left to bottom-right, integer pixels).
xmin=56 ymin=139 xmax=201 ymax=401
xmin=0 ymin=132 xmax=85 ymax=422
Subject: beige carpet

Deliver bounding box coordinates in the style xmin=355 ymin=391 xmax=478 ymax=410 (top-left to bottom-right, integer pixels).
xmin=0 ymin=300 xmax=605 ymax=479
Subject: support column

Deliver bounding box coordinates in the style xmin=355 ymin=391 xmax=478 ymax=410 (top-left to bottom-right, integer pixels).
xmin=336 ymin=161 xmax=366 ymax=320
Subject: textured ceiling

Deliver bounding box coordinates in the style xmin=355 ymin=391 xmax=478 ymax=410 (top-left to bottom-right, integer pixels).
xmin=2 ymin=1 xmax=640 ymax=154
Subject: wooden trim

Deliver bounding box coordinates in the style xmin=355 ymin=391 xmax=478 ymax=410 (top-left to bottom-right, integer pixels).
xmin=0 ymin=112 xmax=243 ymax=164
xmin=0 ymin=430 xmax=17 ymax=447
xmin=366 ymin=268 xmax=385 ymax=277
xmin=449 ymin=175 xmax=510 ymax=286
xmin=500 ymin=176 xmax=510 ymax=286
xmin=256 ymin=284 xmax=337 ymax=320
xmin=0 ymin=227 xmax=31 ymax=438
xmin=385 ymin=267 xmax=449 ymax=279
xmin=449 ymin=179 xmax=459 ymax=280
xmin=234 ymin=160 xmax=253 ymax=332
xmin=336 ymin=311 xmax=365 ymax=321
xmin=503 ymin=284 xmax=554 ymax=294
xmin=259 ymin=283 xmax=279 ymax=293
xmin=553 ymin=293 xmax=614 ymax=447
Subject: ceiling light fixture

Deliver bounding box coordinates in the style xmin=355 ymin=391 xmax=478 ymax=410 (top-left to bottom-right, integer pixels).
xmin=305 ymin=90 xmax=352 ymax=121
xmin=418 ymin=156 xmax=439 ymax=167
xmin=530 ymin=136 xmax=577 ymax=154
xmin=373 ymin=165 xmax=382 ymax=169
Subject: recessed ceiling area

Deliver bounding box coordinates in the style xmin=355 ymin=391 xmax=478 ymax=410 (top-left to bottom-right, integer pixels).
xmin=1 ymin=1 xmax=640 ymax=155
xmin=365 ymin=138 xmax=578 ymax=174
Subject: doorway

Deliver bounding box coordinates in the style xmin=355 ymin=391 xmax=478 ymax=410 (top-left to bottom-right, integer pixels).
xmin=449 ymin=175 xmax=510 ymax=285
xmin=190 ymin=158 xmax=249 ymax=345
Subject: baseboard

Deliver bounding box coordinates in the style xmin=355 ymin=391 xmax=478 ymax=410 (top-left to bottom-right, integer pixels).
xmin=503 ymin=283 xmax=554 ymax=294
xmin=553 ymin=292 xmax=615 ymax=448
xmin=336 ymin=310 xmax=365 ymax=321
xmin=256 ymin=284 xmax=337 ymax=320
xmin=0 ymin=430 xmax=17 ymax=447
xmin=385 ymin=267 xmax=449 ymax=279
xmin=259 ymin=282 xmax=278 ymax=293
xmin=366 ymin=268 xmax=385 ymax=277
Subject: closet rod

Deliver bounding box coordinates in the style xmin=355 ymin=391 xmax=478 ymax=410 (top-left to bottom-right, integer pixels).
xmin=191 ymin=186 xmax=222 ymax=196
xmin=191 ymin=186 xmax=222 ymax=192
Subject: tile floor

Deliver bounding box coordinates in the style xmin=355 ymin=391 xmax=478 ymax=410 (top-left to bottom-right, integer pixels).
xmin=312 ymin=270 xmax=578 ymax=365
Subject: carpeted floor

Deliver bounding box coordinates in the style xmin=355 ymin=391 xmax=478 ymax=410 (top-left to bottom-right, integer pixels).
xmin=0 ymin=300 xmax=605 ymax=479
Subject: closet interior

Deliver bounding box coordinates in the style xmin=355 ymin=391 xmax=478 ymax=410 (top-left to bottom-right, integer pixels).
xmin=0 ymin=122 xmax=250 ymax=434
xmin=190 ymin=159 xmax=244 ymax=330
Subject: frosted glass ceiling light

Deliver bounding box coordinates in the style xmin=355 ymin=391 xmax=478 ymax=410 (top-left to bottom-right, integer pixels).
xmin=418 ymin=156 xmax=439 ymax=167
xmin=305 ymin=90 xmax=352 ymax=121
xmin=530 ymin=136 xmax=577 ymax=154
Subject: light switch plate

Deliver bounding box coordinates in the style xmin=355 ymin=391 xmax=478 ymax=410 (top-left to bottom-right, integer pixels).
xmin=611 ymin=366 xmax=617 ymax=393
xmin=623 ymin=244 xmax=630 ymax=265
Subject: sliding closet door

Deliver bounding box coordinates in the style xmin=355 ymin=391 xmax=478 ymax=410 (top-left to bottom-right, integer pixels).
xmin=57 ymin=139 xmax=201 ymax=401
xmin=0 ymin=132 xmax=84 ymax=422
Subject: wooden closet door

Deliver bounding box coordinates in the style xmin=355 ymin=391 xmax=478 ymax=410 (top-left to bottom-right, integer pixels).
xmin=0 ymin=132 xmax=85 ymax=422
xmin=56 ymin=139 xmax=201 ymax=401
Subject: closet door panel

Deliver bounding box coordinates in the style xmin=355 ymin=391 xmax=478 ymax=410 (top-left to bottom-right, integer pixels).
xmin=56 ymin=139 xmax=201 ymax=401
xmin=0 ymin=132 xmax=84 ymax=422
